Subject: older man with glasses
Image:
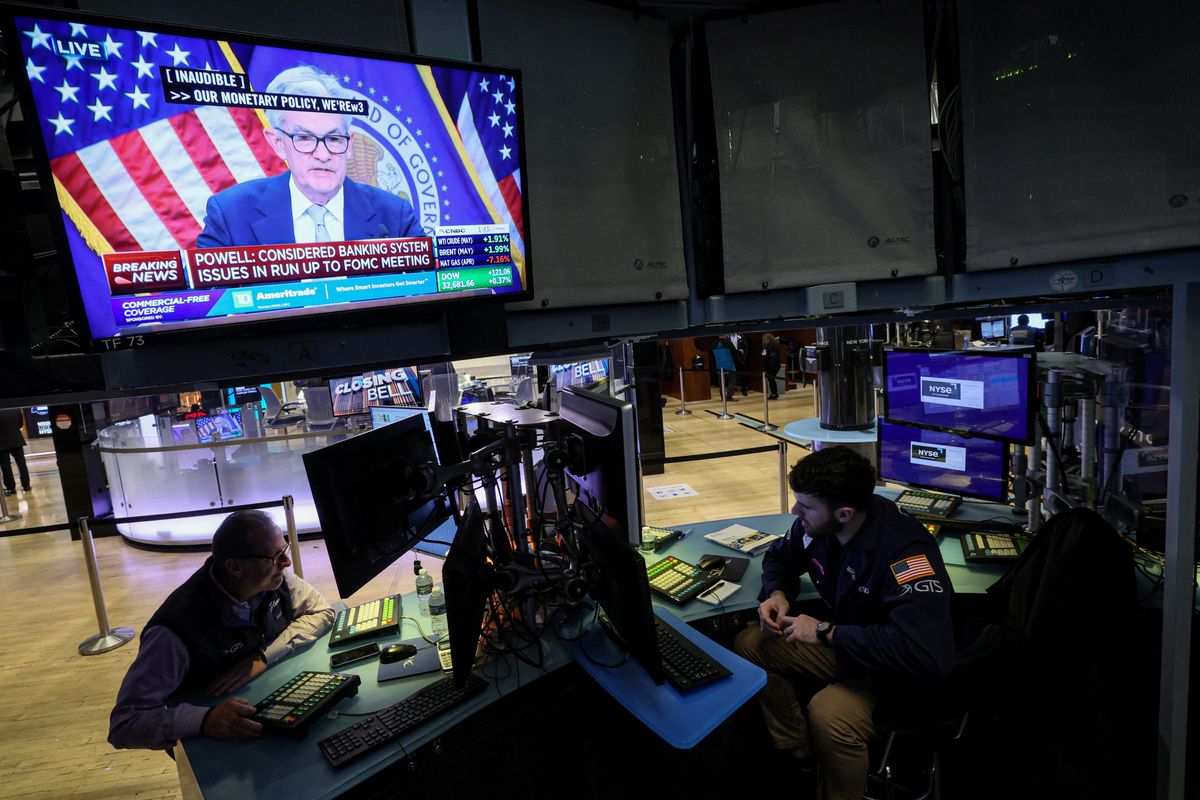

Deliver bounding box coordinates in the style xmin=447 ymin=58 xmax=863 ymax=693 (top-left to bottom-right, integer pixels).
xmin=195 ymin=64 xmax=424 ymax=248
xmin=108 ymin=510 xmax=334 ymax=751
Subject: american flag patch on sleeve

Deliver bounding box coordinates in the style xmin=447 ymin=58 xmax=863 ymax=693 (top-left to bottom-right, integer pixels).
xmin=890 ymin=554 xmax=935 ymax=585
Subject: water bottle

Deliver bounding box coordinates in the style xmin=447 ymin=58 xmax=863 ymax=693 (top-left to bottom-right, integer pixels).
xmin=429 ymin=585 xmax=448 ymax=641
xmin=415 ymin=568 xmax=433 ymax=617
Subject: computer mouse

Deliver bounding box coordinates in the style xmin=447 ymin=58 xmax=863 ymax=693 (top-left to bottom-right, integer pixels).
xmin=380 ymin=643 xmax=419 ymax=664
xmin=698 ymin=555 xmax=726 ymax=571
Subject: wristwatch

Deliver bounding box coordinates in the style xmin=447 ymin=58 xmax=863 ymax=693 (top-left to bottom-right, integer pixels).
xmin=815 ymin=621 xmax=834 ymax=646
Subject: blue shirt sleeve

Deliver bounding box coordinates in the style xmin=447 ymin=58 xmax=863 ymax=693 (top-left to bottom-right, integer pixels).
xmin=759 ymin=518 xmax=810 ymax=602
xmin=108 ymin=626 xmax=211 ymax=750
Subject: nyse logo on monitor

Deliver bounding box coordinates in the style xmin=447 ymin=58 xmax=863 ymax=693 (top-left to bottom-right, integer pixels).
xmin=919 ymin=377 xmax=985 ymax=410
xmin=910 ymin=442 xmax=967 ymax=471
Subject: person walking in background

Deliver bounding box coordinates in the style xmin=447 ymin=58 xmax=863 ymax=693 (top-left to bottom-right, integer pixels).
xmin=0 ymin=408 xmax=31 ymax=497
xmin=762 ymin=333 xmax=782 ymax=399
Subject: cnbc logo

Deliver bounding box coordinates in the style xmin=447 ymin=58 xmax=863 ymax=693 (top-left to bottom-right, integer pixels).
xmin=911 ymin=444 xmax=947 ymax=463
xmin=921 ymin=380 xmax=960 ymax=400
xmin=232 ymin=290 xmax=254 ymax=309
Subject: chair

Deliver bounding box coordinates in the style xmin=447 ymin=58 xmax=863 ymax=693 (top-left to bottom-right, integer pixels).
xmin=260 ymin=385 xmax=306 ymax=428
xmin=302 ymin=386 xmax=339 ymax=431
xmin=864 ymin=624 xmax=1004 ymax=800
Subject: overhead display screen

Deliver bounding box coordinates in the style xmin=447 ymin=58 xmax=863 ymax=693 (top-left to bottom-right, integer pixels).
xmin=877 ymin=420 xmax=1009 ymax=502
xmin=5 ymin=7 xmax=531 ymax=344
xmin=883 ymin=347 xmax=1036 ymax=444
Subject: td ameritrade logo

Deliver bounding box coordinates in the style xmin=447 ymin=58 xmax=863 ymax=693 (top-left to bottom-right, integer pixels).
xmin=910 ymin=442 xmax=966 ymax=471
xmin=919 ymin=377 xmax=984 ymax=410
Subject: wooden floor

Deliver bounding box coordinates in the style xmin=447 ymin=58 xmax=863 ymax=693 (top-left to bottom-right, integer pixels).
xmin=0 ymin=383 xmax=816 ymax=800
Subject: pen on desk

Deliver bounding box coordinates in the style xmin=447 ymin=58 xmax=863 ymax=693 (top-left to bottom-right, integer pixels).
xmin=698 ymin=580 xmax=726 ymax=599
xmin=653 ymin=528 xmax=687 ymax=551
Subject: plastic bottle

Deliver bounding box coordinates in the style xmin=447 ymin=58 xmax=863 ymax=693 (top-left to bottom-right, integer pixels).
xmin=415 ymin=568 xmax=433 ymax=617
xmin=429 ymin=585 xmax=449 ymax=641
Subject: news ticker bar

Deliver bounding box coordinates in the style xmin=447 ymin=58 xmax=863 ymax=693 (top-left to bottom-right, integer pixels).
xmin=110 ymin=266 xmax=516 ymax=326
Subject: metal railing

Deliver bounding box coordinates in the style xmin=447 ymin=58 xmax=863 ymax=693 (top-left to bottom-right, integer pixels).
xmin=75 ymin=495 xmax=299 ymax=656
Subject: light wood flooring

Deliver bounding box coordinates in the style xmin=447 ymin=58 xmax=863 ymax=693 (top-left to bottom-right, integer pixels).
xmin=0 ymin=383 xmax=815 ymax=800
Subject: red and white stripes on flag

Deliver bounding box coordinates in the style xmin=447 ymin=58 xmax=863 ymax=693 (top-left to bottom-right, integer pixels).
xmin=454 ymin=99 xmax=525 ymax=257
xmin=51 ymin=105 xmax=285 ymax=254
xmin=890 ymin=554 xmax=936 ymax=585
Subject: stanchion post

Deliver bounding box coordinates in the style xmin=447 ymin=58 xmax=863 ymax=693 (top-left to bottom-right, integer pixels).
xmin=756 ymin=378 xmax=778 ymax=432
xmin=778 ymin=441 xmax=790 ymax=513
xmin=77 ymin=516 xmax=135 ymax=655
xmin=674 ymin=366 xmax=692 ymax=416
xmin=283 ymin=495 xmax=303 ymax=579
xmin=0 ymin=489 xmax=22 ymax=523
xmin=717 ymin=371 xmax=734 ymax=420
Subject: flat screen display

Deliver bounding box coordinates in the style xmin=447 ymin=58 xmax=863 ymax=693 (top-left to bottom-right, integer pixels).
xmin=195 ymin=409 xmax=244 ymax=443
xmin=883 ymin=347 xmax=1036 ymax=444
xmin=1009 ymin=313 xmax=1050 ymax=330
xmin=5 ymin=7 xmax=531 ymax=344
xmin=979 ymin=319 xmax=1006 ymax=339
xmin=877 ymin=420 xmax=1008 ymax=502
xmin=330 ymin=366 xmax=422 ymax=416
xmin=551 ymin=359 xmax=609 ymax=389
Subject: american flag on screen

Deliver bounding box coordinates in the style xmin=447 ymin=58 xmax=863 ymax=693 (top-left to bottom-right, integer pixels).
xmin=16 ymin=17 xmax=286 ymax=255
xmin=431 ymin=68 xmax=526 ymax=257
xmin=890 ymin=554 xmax=936 ymax=585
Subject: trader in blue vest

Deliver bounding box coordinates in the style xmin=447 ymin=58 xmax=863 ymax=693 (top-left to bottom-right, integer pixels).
xmin=108 ymin=510 xmax=334 ymax=750
xmin=735 ymin=447 xmax=955 ymax=800
xmin=195 ymin=65 xmax=423 ymax=248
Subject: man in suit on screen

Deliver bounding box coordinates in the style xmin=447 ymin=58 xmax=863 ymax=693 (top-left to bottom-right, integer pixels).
xmin=196 ymin=65 xmax=423 ymax=248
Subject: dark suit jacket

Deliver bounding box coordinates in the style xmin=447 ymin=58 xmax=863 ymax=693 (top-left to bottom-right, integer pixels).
xmin=0 ymin=409 xmax=26 ymax=450
xmin=195 ymin=173 xmax=424 ymax=248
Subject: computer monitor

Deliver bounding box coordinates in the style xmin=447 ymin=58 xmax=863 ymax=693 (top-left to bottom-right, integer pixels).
xmin=550 ymin=359 xmax=611 ymax=391
xmin=882 ymin=347 xmax=1037 ymax=444
xmin=195 ymin=410 xmax=245 ymax=444
xmin=877 ymin=420 xmax=1009 ymax=502
xmin=979 ymin=318 xmax=1006 ymax=339
xmin=576 ymin=508 xmax=665 ymax=686
xmin=558 ymin=387 xmax=641 ymax=547
xmin=331 ymin=366 xmax=423 ymax=417
xmin=1009 ymin=312 xmax=1050 ymax=329
xmin=442 ymin=501 xmax=493 ymax=688
xmin=303 ymin=415 xmax=450 ymax=598
xmin=224 ymin=386 xmax=263 ymax=407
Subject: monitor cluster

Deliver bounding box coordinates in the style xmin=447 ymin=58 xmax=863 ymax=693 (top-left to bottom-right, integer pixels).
xmin=879 ymin=347 xmax=1037 ymax=503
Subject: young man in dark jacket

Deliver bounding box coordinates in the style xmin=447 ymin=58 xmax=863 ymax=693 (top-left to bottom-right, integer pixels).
xmin=735 ymin=447 xmax=955 ymax=800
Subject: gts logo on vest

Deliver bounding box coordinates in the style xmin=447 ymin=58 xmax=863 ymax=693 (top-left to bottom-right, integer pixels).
xmin=222 ymin=642 xmax=245 ymax=656
xmin=922 ymin=381 xmax=960 ymax=400
xmin=911 ymin=444 xmax=947 ymax=463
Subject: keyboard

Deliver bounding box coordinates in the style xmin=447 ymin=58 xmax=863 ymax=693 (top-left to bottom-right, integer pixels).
xmin=961 ymin=530 xmax=1022 ymax=562
xmin=895 ymin=489 xmax=962 ymax=519
xmin=329 ymin=595 xmax=401 ymax=647
xmin=642 ymin=525 xmax=687 ymax=551
xmin=655 ymin=616 xmax=731 ymax=691
xmin=252 ymin=671 xmax=361 ymax=739
xmin=646 ymin=555 xmax=721 ymax=604
xmin=318 ymin=674 xmax=489 ymax=768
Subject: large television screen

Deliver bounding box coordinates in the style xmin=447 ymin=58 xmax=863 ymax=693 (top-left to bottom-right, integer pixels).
xmin=877 ymin=420 xmax=1009 ymax=502
xmin=4 ymin=6 xmax=531 ymax=344
xmin=882 ymin=347 xmax=1036 ymax=444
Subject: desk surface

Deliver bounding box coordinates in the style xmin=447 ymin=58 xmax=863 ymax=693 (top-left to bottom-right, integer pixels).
xmin=185 ymin=497 xmax=1016 ymax=798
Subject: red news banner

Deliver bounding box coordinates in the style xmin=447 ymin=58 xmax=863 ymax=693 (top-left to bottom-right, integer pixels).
xmin=102 ymin=238 xmax=434 ymax=296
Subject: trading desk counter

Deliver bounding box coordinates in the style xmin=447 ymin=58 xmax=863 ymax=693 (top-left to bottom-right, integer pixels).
xmin=646 ymin=496 xmax=1015 ymax=623
xmin=181 ymin=608 xmax=573 ymax=800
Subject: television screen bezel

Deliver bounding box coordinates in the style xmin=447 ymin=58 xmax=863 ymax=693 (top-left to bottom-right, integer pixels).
xmin=0 ymin=1 xmax=534 ymax=349
xmin=881 ymin=346 xmax=1037 ymax=446
xmin=875 ymin=419 xmax=1011 ymax=503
